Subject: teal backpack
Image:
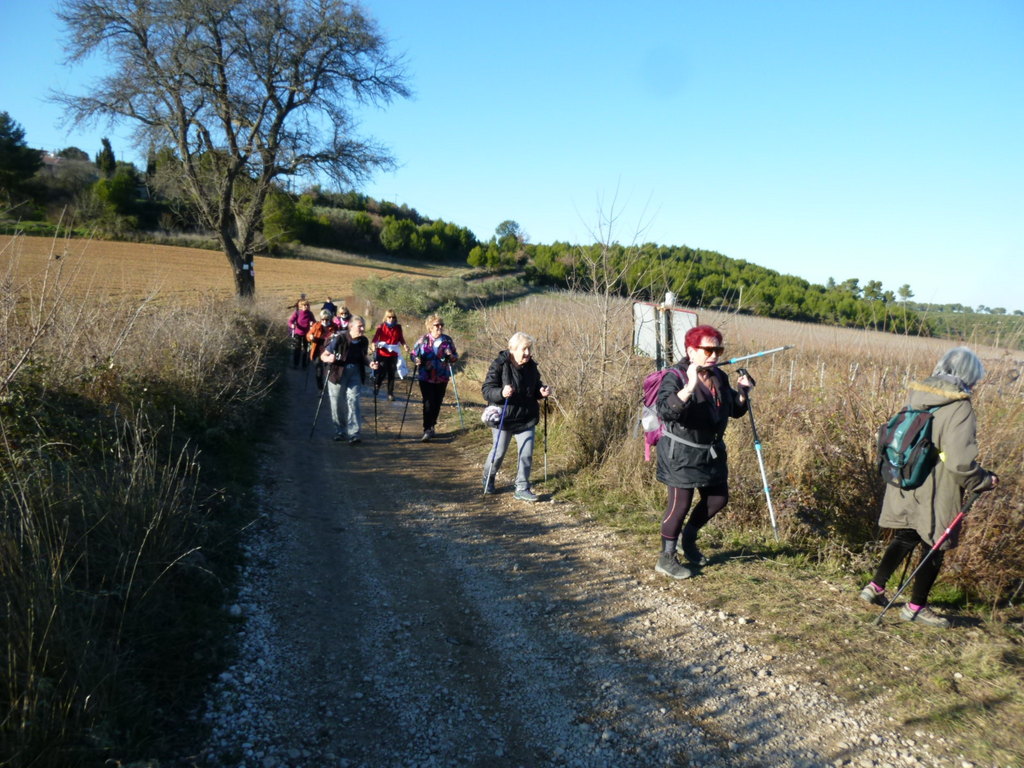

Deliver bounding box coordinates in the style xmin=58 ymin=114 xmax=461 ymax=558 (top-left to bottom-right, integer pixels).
xmin=876 ymin=406 xmax=941 ymax=490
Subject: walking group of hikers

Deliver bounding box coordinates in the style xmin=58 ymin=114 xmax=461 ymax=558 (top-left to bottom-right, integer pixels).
xmin=288 ymin=299 xmax=1000 ymax=629
xmin=287 ymin=296 xmax=552 ymax=503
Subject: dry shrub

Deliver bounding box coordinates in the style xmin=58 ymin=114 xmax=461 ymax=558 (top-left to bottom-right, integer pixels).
xmin=475 ymin=292 xmax=649 ymax=470
xmin=2 ymin=412 xmax=205 ymax=763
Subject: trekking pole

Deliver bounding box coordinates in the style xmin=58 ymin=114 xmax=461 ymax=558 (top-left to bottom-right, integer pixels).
xmin=399 ymin=364 xmax=417 ymax=439
xmin=373 ymin=348 xmax=380 ymax=436
xmin=717 ymin=345 xmax=795 ymax=367
xmin=486 ymin=398 xmax=509 ymax=491
xmin=447 ymin=361 xmax=465 ymax=428
xmin=875 ymin=492 xmax=982 ymax=625
xmin=543 ymin=398 xmax=549 ymax=482
xmin=304 ymin=344 xmax=311 ymax=392
xmin=737 ymin=368 xmax=779 ymax=541
xmin=309 ymin=374 xmax=329 ymax=439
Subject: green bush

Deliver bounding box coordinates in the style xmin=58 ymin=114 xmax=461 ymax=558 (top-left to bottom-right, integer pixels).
xmin=354 ymin=274 xmax=527 ymax=321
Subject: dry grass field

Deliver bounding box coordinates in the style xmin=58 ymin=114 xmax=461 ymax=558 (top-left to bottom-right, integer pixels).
xmin=0 ymin=235 xmax=451 ymax=316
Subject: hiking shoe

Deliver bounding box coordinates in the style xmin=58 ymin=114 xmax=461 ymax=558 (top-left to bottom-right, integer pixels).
xmin=483 ymin=484 xmax=496 ymax=495
xmin=859 ymin=584 xmax=886 ymax=606
xmin=421 ymin=430 xmax=432 ymax=442
xmin=333 ymin=434 xmax=344 ymax=442
xmin=679 ymin=543 xmax=707 ymax=566
xmin=388 ymin=394 xmax=395 ymax=401
xmin=679 ymin=525 xmax=707 ymax=566
xmin=513 ymin=488 xmax=539 ymax=502
xmin=348 ymin=436 xmax=361 ymax=445
xmin=899 ymin=605 xmax=949 ymax=628
xmin=655 ymin=552 xmax=692 ymax=580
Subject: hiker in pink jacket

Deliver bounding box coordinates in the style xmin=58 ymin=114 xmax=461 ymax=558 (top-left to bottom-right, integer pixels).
xmin=287 ymin=298 xmax=315 ymax=369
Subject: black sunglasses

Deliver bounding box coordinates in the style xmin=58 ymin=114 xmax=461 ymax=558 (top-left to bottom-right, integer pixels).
xmin=697 ymin=345 xmax=724 ymax=354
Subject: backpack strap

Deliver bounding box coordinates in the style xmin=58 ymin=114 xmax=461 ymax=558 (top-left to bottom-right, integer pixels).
xmin=659 ymin=430 xmax=720 ymax=460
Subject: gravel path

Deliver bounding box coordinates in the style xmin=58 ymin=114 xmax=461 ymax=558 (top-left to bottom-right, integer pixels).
xmin=191 ymin=371 xmax=974 ymax=768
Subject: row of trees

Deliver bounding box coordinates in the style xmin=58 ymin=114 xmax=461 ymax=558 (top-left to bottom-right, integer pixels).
xmin=3 ymin=113 xmax=479 ymax=261
xmin=520 ymin=239 xmax=934 ymax=334
xmin=262 ymin=187 xmax=476 ymax=259
xmin=0 ymin=114 xmax=164 ymax=236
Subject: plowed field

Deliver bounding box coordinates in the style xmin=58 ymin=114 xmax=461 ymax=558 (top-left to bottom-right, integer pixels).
xmin=1 ymin=235 xmax=445 ymax=311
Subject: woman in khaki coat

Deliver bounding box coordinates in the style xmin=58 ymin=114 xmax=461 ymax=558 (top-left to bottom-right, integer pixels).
xmin=859 ymin=347 xmax=998 ymax=627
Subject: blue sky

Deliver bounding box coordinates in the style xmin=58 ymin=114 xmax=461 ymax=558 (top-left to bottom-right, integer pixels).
xmin=3 ymin=1 xmax=1022 ymax=312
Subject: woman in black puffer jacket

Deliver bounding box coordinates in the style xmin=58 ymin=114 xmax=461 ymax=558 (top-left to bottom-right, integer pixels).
xmin=481 ymin=332 xmax=552 ymax=502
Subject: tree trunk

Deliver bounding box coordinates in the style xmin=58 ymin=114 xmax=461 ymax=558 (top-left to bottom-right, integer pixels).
xmin=232 ymin=262 xmax=256 ymax=299
xmin=221 ymin=235 xmax=256 ymax=299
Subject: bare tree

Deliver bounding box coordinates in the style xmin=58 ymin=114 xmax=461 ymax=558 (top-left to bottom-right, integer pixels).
xmin=55 ymin=0 xmax=410 ymax=299
xmin=569 ymin=188 xmax=661 ymax=393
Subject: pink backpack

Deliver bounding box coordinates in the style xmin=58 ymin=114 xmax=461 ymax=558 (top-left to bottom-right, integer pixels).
xmin=639 ymin=368 xmax=682 ymax=461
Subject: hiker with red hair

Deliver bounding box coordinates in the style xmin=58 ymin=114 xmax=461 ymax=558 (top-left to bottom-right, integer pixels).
xmin=653 ymin=324 xmax=754 ymax=580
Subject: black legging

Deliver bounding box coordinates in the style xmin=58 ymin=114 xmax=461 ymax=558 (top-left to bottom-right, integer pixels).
xmin=660 ymin=484 xmax=729 ymax=541
xmin=375 ymin=355 xmax=398 ymax=395
xmin=870 ymin=528 xmax=945 ymax=607
xmin=419 ymin=380 xmax=448 ymax=431
xmin=291 ymin=335 xmax=308 ymax=368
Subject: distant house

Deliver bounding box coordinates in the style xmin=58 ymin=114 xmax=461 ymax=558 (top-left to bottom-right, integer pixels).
xmin=39 ymin=151 xmax=65 ymax=176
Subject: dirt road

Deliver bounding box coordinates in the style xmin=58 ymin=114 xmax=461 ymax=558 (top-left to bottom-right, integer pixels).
xmin=194 ymin=367 xmax=960 ymax=768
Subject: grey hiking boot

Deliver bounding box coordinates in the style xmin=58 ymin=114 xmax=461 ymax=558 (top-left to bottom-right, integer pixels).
xmin=899 ymin=604 xmax=949 ymax=628
xmin=859 ymin=584 xmax=886 ymax=606
xmin=513 ymin=488 xmax=539 ymax=502
xmin=655 ymin=552 xmax=692 ymax=580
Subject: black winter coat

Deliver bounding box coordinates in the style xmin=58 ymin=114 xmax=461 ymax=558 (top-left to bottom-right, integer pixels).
xmin=655 ymin=360 xmax=748 ymax=488
xmin=482 ymin=351 xmax=547 ymax=433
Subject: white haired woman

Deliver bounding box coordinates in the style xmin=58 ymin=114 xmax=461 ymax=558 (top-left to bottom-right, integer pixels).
xmin=481 ymin=332 xmax=552 ymax=501
xmin=859 ymin=346 xmax=998 ymax=627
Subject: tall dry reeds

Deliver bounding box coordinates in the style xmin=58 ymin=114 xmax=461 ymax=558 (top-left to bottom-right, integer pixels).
xmin=1 ymin=233 xmax=278 ymax=765
xmin=478 ymin=292 xmax=1024 ymax=606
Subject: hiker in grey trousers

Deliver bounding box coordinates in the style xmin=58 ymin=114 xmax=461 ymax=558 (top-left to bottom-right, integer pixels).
xmin=481 ymin=332 xmax=551 ymax=502
xmin=321 ymin=316 xmax=378 ymax=445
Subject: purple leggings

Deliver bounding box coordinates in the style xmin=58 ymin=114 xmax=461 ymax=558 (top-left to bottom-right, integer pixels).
xmin=660 ymin=484 xmax=729 ymax=541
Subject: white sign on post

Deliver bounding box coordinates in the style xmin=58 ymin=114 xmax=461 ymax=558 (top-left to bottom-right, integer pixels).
xmin=669 ymin=307 xmax=699 ymax=361
xmin=632 ymin=302 xmax=660 ymax=360
xmin=632 ymin=294 xmax=699 ymax=369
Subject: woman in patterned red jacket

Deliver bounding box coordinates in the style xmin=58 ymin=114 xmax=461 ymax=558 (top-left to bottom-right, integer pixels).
xmin=410 ymin=314 xmax=458 ymax=442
